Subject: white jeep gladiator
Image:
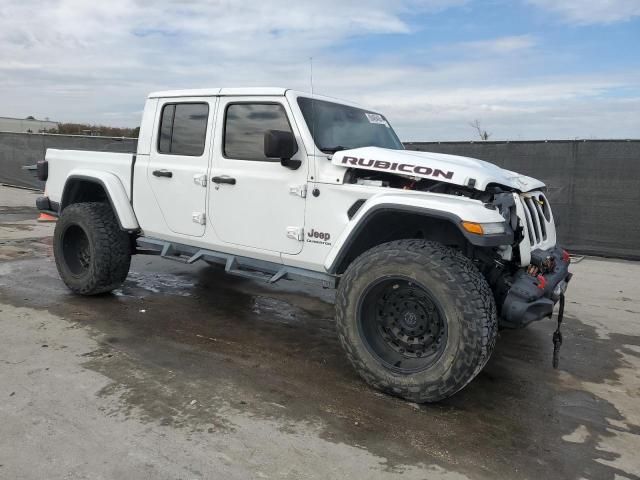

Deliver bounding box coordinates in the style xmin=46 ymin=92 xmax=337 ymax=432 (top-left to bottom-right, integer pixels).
xmin=36 ymin=88 xmax=571 ymax=402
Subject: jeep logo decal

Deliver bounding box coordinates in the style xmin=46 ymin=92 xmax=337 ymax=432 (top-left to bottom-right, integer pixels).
xmin=341 ymin=156 xmax=454 ymax=180
xmin=306 ymin=228 xmax=331 ymax=245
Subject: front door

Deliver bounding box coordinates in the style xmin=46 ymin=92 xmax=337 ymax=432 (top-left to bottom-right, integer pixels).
xmin=209 ymin=98 xmax=307 ymax=254
xmin=148 ymin=99 xmax=214 ymax=237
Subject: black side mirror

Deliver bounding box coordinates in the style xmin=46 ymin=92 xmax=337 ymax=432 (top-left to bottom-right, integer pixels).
xmin=264 ymin=130 xmax=301 ymax=170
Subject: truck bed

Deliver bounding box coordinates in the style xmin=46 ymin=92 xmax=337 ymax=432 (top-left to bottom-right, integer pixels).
xmin=44 ymin=149 xmax=135 ymax=205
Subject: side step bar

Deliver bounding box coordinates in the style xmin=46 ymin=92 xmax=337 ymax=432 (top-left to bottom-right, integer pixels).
xmin=136 ymin=237 xmax=337 ymax=288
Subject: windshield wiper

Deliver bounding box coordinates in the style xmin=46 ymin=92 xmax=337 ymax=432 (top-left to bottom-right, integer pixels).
xmin=322 ymin=145 xmax=348 ymax=154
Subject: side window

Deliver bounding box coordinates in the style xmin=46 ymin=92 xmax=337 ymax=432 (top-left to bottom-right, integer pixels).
xmin=224 ymin=103 xmax=292 ymax=161
xmin=157 ymin=103 xmax=209 ymax=156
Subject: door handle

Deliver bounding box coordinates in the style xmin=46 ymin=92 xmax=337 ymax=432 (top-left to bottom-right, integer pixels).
xmin=153 ymin=170 xmax=173 ymax=178
xmin=212 ymin=176 xmax=236 ymax=185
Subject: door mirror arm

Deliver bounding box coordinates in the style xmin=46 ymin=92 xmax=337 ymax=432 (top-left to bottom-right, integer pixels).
xmin=280 ymin=158 xmax=302 ymax=170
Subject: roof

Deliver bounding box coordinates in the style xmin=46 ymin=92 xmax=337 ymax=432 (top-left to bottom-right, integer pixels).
xmin=148 ymin=87 xmax=289 ymax=98
xmin=146 ymin=87 xmax=370 ymax=111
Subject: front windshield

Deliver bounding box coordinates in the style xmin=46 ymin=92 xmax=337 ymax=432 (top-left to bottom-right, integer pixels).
xmin=297 ymin=97 xmax=404 ymax=153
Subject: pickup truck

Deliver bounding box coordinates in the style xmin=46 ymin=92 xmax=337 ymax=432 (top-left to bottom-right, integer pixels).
xmin=36 ymin=87 xmax=571 ymax=402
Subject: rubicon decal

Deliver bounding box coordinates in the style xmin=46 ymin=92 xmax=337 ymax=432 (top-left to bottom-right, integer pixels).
xmin=306 ymin=228 xmax=331 ymax=246
xmin=342 ymin=156 xmax=454 ymax=180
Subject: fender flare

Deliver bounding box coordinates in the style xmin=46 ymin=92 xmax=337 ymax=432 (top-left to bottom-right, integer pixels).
xmin=61 ymin=170 xmax=139 ymax=231
xmin=324 ymin=193 xmax=512 ymax=273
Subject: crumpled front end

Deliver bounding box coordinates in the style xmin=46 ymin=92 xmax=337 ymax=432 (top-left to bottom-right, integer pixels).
xmin=500 ymin=246 xmax=572 ymax=328
xmin=495 ymin=192 xmax=572 ymax=328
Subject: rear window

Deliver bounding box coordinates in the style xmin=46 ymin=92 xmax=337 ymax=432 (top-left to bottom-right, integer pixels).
xmin=157 ymin=103 xmax=209 ymax=156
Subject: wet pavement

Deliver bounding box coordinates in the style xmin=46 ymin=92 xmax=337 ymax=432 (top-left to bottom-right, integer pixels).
xmin=1 ymin=186 xmax=639 ymax=479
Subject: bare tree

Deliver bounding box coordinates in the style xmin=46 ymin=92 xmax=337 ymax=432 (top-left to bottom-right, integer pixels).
xmin=469 ymin=119 xmax=492 ymax=141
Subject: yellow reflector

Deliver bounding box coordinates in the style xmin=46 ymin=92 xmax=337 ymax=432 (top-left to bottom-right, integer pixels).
xmin=461 ymin=221 xmax=484 ymax=235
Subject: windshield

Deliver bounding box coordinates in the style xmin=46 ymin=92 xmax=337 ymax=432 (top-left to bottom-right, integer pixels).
xmin=297 ymin=97 xmax=404 ymax=153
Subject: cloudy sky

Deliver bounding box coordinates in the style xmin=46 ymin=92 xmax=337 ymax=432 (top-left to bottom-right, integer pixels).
xmin=1 ymin=0 xmax=639 ymax=140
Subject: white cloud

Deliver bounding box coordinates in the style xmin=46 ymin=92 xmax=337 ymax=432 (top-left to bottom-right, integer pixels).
xmin=433 ymin=35 xmax=537 ymax=57
xmin=457 ymin=35 xmax=537 ymax=54
xmin=0 ymin=0 xmax=638 ymax=141
xmin=527 ymin=0 xmax=640 ymax=25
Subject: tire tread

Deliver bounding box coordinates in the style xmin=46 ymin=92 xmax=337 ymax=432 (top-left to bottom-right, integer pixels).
xmin=54 ymin=202 xmax=131 ymax=295
xmin=335 ymin=239 xmax=497 ymax=403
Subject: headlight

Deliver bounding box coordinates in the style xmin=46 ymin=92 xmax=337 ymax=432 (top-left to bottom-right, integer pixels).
xmin=461 ymin=221 xmax=507 ymax=235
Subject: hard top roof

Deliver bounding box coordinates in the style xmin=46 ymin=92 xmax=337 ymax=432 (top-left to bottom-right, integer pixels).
xmin=146 ymin=88 xmax=369 ymax=110
xmin=148 ymin=87 xmax=288 ymax=98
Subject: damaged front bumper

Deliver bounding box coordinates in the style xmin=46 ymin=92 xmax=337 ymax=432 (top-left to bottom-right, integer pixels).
xmin=500 ymin=246 xmax=572 ymax=328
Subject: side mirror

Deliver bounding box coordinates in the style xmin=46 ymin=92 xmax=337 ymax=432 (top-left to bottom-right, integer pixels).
xmin=264 ymin=130 xmax=301 ymax=170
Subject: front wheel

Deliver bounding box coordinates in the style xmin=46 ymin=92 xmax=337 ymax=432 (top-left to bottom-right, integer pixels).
xmin=53 ymin=202 xmax=131 ymax=295
xmin=335 ymin=240 xmax=497 ymax=403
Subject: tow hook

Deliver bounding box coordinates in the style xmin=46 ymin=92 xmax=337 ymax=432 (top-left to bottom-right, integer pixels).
xmin=552 ymin=294 xmax=565 ymax=369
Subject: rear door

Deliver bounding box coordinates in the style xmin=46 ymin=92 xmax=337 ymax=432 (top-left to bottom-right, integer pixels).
xmin=208 ymin=97 xmax=308 ymax=254
xmin=147 ymin=98 xmax=215 ymax=237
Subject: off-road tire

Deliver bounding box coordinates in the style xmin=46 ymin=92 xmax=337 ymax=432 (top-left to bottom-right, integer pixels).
xmin=53 ymin=202 xmax=131 ymax=295
xmin=335 ymin=240 xmax=497 ymax=403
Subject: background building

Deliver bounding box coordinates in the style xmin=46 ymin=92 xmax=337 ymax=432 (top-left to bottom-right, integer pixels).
xmin=0 ymin=116 xmax=59 ymax=133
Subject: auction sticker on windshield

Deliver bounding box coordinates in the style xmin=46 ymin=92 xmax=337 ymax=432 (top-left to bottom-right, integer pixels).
xmin=365 ymin=113 xmax=389 ymax=127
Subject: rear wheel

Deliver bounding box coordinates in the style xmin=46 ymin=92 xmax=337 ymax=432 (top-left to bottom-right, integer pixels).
xmin=53 ymin=202 xmax=131 ymax=295
xmin=335 ymin=240 xmax=497 ymax=402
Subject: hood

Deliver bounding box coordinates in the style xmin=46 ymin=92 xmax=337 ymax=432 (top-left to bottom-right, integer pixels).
xmin=331 ymin=146 xmax=545 ymax=192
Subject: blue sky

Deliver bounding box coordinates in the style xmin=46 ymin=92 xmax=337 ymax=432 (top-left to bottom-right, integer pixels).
xmin=1 ymin=0 xmax=638 ymax=140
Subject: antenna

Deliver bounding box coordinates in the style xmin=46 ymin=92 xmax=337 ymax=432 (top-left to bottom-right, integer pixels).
xmin=310 ymin=56 xmax=314 ymax=96
xmin=310 ymin=56 xmax=317 ymax=159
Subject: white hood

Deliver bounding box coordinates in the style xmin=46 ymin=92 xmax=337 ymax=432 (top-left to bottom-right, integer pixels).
xmin=331 ymin=146 xmax=545 ymax=192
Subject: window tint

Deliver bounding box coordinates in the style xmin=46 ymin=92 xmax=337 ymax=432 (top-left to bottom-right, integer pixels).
xmin=158 ymin=104 xmax=174 ymax=153
xmin=157 ymin=103 xmax=209 ymax=156
xmin=297 ymin=97 xmax=403 ymax=153
xmin=224 ymin=103 xmax=292 ymax=161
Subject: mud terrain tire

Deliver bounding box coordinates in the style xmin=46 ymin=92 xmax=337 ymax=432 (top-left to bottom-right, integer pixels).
xmin=53 ymin=202 xmax=131 ymax=295
xmin=336 ymin=240 xmax=497 ymax=403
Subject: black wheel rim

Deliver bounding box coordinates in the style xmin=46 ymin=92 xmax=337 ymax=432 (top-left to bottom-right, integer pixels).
xmin=62 ymin=224 xmax=91 ymax=276
xmin=357 ymin=277 xmax=448 ymax=374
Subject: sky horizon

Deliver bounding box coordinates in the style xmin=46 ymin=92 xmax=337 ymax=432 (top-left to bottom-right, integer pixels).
xmin=1 ymin=0 xmax=639 ymax=141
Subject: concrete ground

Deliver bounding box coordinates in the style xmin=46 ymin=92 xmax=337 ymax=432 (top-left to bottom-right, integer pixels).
xmin=1 ymin=184 xmax=639 ymax=480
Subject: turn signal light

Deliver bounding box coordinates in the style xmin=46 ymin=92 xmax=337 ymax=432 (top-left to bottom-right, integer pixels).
xmin=461 ymin=221 xmax=507 ymax=235
xmin=461 ymin=221 xmax=484 ymax=235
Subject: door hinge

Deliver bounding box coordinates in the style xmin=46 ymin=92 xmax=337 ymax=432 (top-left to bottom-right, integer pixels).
xmin=286 ymin=226 xmax=304 ymax=241
xmin=193 ymin=173 xmax=207 ymax=187
xmin=289 ymin=184 xmax=307 ymax=198
xmin=192 ymin=212 xmax=206 ymax=225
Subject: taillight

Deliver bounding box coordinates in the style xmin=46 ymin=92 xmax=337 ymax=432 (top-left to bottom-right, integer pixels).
xmin=36 ymin=160 xmax=48 ymax=181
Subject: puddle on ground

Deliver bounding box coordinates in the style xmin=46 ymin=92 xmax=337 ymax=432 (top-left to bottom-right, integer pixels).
xmin=2 ymin=255 xmax=640 ymax=479
xmin=114 ymin=271 xmax=195 ymax=297
xmin=0 ymin=238 xmax=51 ymax=261
xmin=252 ymin=295 xmax=301 ymax=324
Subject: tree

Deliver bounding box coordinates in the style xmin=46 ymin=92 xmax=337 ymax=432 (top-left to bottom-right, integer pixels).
xmin=469 ymin=119 xmax=492 ymax=141
xmin=44 ymin=123 xmax=139 ymax=138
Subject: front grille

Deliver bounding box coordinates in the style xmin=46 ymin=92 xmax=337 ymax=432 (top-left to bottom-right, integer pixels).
xmin=518 ymin=192 xmax=555 ymax=249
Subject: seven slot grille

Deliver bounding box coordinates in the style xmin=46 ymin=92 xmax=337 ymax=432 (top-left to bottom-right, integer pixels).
xmin=519 ymin=192 xmax=553 ymax=246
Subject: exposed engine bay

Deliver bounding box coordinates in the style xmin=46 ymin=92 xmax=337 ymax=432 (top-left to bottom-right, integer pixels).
xmin=344 ymin=168 xmax=497 ymax=202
